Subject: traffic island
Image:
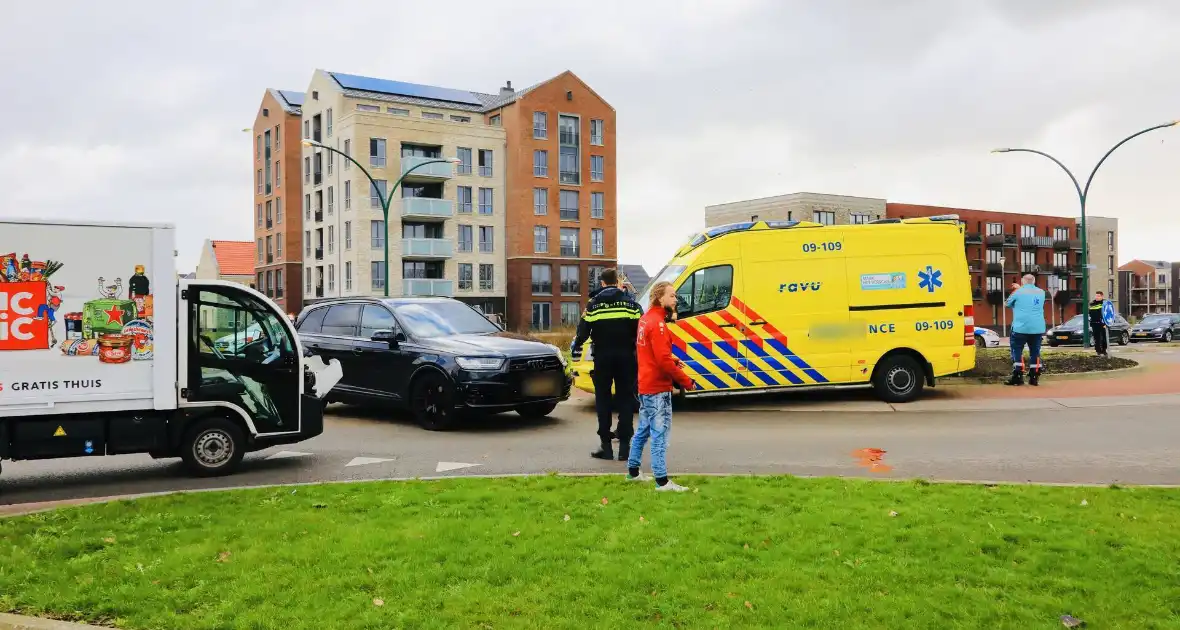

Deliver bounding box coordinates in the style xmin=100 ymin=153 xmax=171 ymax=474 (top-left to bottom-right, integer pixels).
xmin=2 ymin=477 xmax=1178 ymax=628
xmin=961 ymin=348 xmax=1138 ymax=382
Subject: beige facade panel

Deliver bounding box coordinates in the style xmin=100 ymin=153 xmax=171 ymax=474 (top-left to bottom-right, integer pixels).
xmin=705 ymin=192 xmax=887 ymax=227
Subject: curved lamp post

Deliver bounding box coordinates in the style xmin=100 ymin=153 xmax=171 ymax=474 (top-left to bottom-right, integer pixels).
xmin=992 ymin=120 xmax=1179 ymax=347
xmin=303 ymin=140 xmax=459 ymax=297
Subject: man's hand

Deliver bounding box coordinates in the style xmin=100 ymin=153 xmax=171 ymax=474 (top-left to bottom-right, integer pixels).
xmin=1010 ymin=283 xmax=1019 ymax=292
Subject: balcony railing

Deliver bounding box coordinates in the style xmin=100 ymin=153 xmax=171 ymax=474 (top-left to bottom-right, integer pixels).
xmin=985 ymin=234 xmax=1018 ymax=248
xmin=266 ymin=219 xmax=273 ymax=229
xmin=402 ymin=156 xmax=454 ymax=180
xmin=986 ymin=262 xmax=1017 ymax=275
xmin=560 ymin=245 xmax=580 ymax=257
xmin=1021 ymin=236 xmax=1054 ymax=249
xmin=559 ymin=130 xmax=580 ymax=145
xmin=1053 ymin=238 xmax=1082 ymax=251
xmin=968 ymin=261 xmax=982 ymax=274
xmin=314 ymin=210 xmax=323 ymax=222
xmin=314 ymin=248 xmax=323 ymax=261
xmin=965 ymin=233 xmax=983 ymax=245
xmin=402 ymin=237 xmax=453 ymax=258
xmin=971 ymin=287 xmax=983 ymax=301
xmin=401 ymin=197 xmax=454 ymax=220
xmin=314 ymin=172 xmax=322 ymax=186
xmin=559 ymin=170 xmax=580 ymax=185
xmin=403 ymin=278 xmax=453 ymax=297
xmin=1070 ymin=264 xmax=1085 ymax=276
xmin=986 ymin=290 xmax=1004 ymax=305
xmin=1021 ymin=264 xmax=1041 ymax=274
xmin=315 ymin=285 xmax=324 ymax=297
xmin=1053 ymin=266 xmax=1071 ymax=277
xmin=266 ymin=254 xmax=274 ymax=264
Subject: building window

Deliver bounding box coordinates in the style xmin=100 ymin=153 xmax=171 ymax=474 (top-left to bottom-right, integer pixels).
xmin=560 ymin=265 xmax=580 ymax=295
xmin=1108 ymin=256 xmax=1114 ymax=275
xmin=1053 ymin=226 xmax=1069 ymax=240
xmin=327 ymin=186 xmax=334 ymax=214
xmin=343 ymin=181 xmax=351 ymax=210
xmin=274 ymin=125 xmax=280 ymax=149
xmin=306 ymin=268 xmax=312 ymax=294
xmin=478 ymin=149 xmax=493 ymax=177
xmin=257 ymin=272 xmax=263 ymax=291
xmin=265 ymin=200 xmax=273 ymax=227
xmin=533 ymin=188 xmax=548 ymax=215
xmin=422 ymin=111 xmax=444 ymax=120
xmin=304 ymin=157 xmax=310 ymax=184
xmin=370 ymin=180 xmax=387 ymax=208
xmin=534 ymin=226 xmax=548 ymax=253
xmin=534 ymin=150 xmax=549 ymax=177
xmin=1053 ymin=251 xmax=1067 ymax=267
xmin=1020 ymin=225 xmax=1036 ymax=238
xmin=533 ymin=111 xmax=548 ymax=139
xmin=489 ymin=114 xmax=501 ymax=126
xmin=327 ymin=225 xmax=335 ymax=254
xmin=345 ymin=221 xmax=352 ymax=249
xmin=1021 ymin=250 xmax=1035 ymax=268
xmin=275 ymin=161 xmax=281 ymax=186
xmin=370 ymin=262 xmax=385 ymax=290
xmin=457 ymin=147 xmax=473 ymax=175
xmin=356 ymin=103 xmax=379 ymax=112
xmin=303 ymin=120 xmax=309 ymax=139
xmin=370 ymin=138 xmax=386 ymax=167
xmin=589 ymin=266 xmax=605 ymax=289
xmin=458 ymin=224 xmax=473 ymax=252
xmin=276 ymin=238 xmax=282 ymax=259
xmin=591 ymin=192 xmax=605 ymax=219
xmin=850 ymin=213 xmax=870 ymax=225
xmin=257 ymin=169 xmax=262 ymax=194
xmin=343 ymin=139 xmax=351 ymax=169
xmin=387 ymin=107 xmax=409 ymax=115
xmin=256 ymin=238 xmax=263 ymax=262
xmin=344 ymin=262 xmax=352 ymax=291
xmin=560 ymin=227 xmax=580 ymax=257
xmin=256 ymin=203 xmax=262 ymax=227
xmin=814 ymin=211 xmax=836 ymax=226
xmin=479 ymin=226 xmax=494 ymax=252
xmin=371 ymin=220 xmax=385 ymax=248
xmin=458 ymin=263 xmax=473 ymax=291
xmin=561 ymin=302 xmax=581 ymax=326
xmin=327 ymin=151 xmax=333 ymax=176
xmin=1108 ymin=231 xmax=1115 ymax=251
xmin=457 ymin=186 xmax=473 ymax=213
xmin=591 ymin=228 xmax=604 ymax=255
xmin=590 ymin=155 xmax=604 ymax=181
xmin=560 ymin=190 xmax=579 ymax=221
xmin=1108 ymin=278 xmax=1114 ymax=298
xmin=304 ymin=194 xmax=311 ymax=221
xmin=326 ymin=108 xmax=333 ymax=137
xmin=531 ymin=302 xmax=552 ymax=331
xmin=276 ymin=197 xmax=283 ymax=224
xmin=558 ymin=115 xmax=580 ymax=185
xmin=304 ymin=230 xmax=311 ymax=257
xmin=590 ymin=119 xmax=604 ymax=145
xmin=479 ymin=264 xmax=494 ymax=291
xmin=275 ymin=269 xmax=284 ymax=297
xmin=450 ymin=115 xmax=471 ymax=123
xmin=478 ymin=187 xmax=494 ymax=215
xmin=327 ymin=264 xmax=335 ymax=292
xmin=531 ymin=265 xmax=552 ymax=295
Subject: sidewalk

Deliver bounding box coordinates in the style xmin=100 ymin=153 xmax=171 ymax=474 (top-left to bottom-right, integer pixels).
xmin=0 ymin=613 xmax=106 ymax=630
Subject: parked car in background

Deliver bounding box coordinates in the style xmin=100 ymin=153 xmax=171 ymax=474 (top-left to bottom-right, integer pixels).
xmin=295 ymin=297 xmax=572 ymax=430
xmin=1045 ymin=314 xmax=1131 ymax=347
xmin=1129 ymin=313 xmax=1180 ymax=343
xmin=973 ymin=327 xmax=1001 ymax=348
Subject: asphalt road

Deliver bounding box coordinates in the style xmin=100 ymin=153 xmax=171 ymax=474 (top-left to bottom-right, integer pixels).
xmin=2 ymin=388 xmax=1178 ymax=506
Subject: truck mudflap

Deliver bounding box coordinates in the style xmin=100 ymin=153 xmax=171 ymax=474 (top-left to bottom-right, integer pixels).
xmin=304 ymin=355 xmax=342 ymax=399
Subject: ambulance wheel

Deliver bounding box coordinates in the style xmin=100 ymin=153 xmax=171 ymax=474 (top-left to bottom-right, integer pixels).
xmin=180 ymin=417 xmax=246 ymax=477
xmin=873 ymin=355 xmax=925 ymax=403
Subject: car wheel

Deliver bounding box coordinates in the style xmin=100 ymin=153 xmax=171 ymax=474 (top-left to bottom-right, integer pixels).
xmin=411 ymin=372 xmax=457 ymax=431
xmin=1165 ymin=331 xmax=1173 ymax=343
xmin=516 ymin=401 xmax=558 ymax=419
xmin=974 ymin=337 xmax=984 ymax=348
xmin=180 ymin=417 xmax=246 ymax=477
xmin=872 ymin=355 xmax=925 ymax=404
xmin=1048 ymin=341 xmax=1059 ymax=347
xmin=1119 ymin=332 xmax=1130 ymax=346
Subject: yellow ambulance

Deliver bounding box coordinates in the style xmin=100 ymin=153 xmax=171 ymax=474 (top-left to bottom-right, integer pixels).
xmin=571 ymin=216 xmax=976 ymax=403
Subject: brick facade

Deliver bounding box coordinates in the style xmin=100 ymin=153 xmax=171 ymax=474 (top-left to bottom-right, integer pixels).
xmin=252 ymin=89 xmax=305 ymax=315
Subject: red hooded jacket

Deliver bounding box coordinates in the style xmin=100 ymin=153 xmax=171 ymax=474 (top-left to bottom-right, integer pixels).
xmin=637 ymin=305 xmax=695 ymax=395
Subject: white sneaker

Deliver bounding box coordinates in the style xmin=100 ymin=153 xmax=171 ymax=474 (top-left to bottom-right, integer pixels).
xmin=655 ymin=480 xmax=690 ymax=492
xmin=626 ymin=472 xmax=652 ymax=482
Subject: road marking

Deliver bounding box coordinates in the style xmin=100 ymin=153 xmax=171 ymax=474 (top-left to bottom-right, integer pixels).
xmin=266 ymin=451 xmax=313 ymax=460
xmin=346 ymin=456 xmax=395 ymax=468
xmin=436 ymin=461 xmax=480 ymax=473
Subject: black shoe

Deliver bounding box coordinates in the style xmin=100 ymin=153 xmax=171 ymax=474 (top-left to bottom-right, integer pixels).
xmin=617 ymin=440 xmax=630 ymax=461
xmin=590 ymin=440 xmax=614 ymax=460
xmin=1028 ymin=368 xmax=1040 ymax=387
xmin=1005 ymin=368 xmax=1024 ymax=386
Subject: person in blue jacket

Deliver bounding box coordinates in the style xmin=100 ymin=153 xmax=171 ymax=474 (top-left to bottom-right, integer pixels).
xmin=1005 ymin=274 xmax=1048 ymax=386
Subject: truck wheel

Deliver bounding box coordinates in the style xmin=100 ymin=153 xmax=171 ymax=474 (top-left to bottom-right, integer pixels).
xmin=872 ymin=355 xmax=925 ymax=404
xmin=516 ymin=401 xmax=558 ymax=419
xmin=411 ymin=373 xmax=457 ymax=431
xmin=180 ymin=417 xmax=246 ymax=477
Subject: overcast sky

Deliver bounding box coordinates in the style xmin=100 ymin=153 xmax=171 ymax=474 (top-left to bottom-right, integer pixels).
xmin=2 ymin=0 xmax=1178 ymax=274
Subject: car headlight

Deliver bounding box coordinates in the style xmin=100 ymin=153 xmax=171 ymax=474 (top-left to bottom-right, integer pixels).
xmin=545 ymin=344 xmax=568 ymax=367
xmin=456 ymin=357 xmax=506 ymax=371
xmin=1154 ymin=327 xmax=1165 ymax=332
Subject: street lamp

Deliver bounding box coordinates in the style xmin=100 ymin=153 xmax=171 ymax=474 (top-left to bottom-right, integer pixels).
xmin=991 ymin=120 xmax=1179 ymax=348
xmin=302 ymin=140 xmax=459 ymax=297
xmin=999 ymin=255 xmax=1007 ymax=336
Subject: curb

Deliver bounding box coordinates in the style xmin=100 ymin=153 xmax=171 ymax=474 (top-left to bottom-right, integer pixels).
xmin=942 ymin=362 xmax=1145 ymax=385
xmin=0 ymin=613 xmax=108 ymax=630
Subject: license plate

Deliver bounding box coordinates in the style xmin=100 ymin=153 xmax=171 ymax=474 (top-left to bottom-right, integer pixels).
xmin=522 ymin=374 xmax=560 ymax=397
xmin=1134 ymin=333 xmax=1147 ymax=337
xmin=1057 ymin=335 xmax=1070 ymax=340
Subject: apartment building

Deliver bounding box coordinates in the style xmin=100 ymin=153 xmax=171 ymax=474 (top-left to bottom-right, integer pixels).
xmin=1081 ymin=215 xmax=1120 ymax=310
xmin=705 ymin=192 xmax=886 ymax=227
xmin=486 ymin=72 xmax=616 ymax=331
xmin=251 ymin=89 xmax=305 ymax=315
xmin=1118 ymin=259 xmax=1174 ymax=319
xmin=298 ymin=70 xmax=508 ymax=317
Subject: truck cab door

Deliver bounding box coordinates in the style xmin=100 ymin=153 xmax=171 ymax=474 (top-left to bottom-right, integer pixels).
xmin=183 ymin=285 xmax=302 ymax=435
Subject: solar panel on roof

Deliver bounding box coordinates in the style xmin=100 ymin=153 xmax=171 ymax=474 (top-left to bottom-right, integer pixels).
xmin=329 ymin=72 xmax=482 ymax=106
xmin=277 ymin=90 xmax=305 ymax=106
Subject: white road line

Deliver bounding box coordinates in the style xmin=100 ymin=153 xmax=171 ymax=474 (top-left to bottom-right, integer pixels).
xmin=266 ymin=451 xmax=313 ymax=460
xmin=345 ymin=456 xmax=395 ymax=468
xmin=436 ymin=461 xmax=481 ymax=473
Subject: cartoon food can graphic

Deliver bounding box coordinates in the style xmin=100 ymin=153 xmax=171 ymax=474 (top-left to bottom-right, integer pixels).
xmin=60 ymin=339 xmax=100 ymax=356
xmin=121 ymin=319 xmax=153 ymax=361
xmin=64 ymin=312 xmax=84 ymax=340
xmin=97 ymin=334 xmax=133 ymax=364
xmin=82 ymin=298 xmax=136 ymax=339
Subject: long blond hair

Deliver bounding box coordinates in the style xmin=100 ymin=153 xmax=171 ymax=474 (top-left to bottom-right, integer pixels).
xmin=648 ymin=281 xmax=675 ymax=310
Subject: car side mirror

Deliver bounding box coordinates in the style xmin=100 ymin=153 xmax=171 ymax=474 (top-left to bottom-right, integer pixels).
xmin=371 ymin=329 xmax=405 ymax=346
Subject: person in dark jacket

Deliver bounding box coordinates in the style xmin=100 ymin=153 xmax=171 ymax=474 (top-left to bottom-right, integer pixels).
xmin=571 ymin=268 xmax=643 ymax=461
xmin=1089 ymin=290 xmax=1109 ymax=357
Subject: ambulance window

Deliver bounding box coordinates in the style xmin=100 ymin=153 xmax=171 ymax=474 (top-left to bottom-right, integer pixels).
xmin=675 ymin=265 xmax=733 ymax=318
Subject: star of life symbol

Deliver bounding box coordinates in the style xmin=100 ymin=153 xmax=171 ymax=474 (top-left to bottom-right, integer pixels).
xmin=918 ymin=266 xmax=943 ymax=293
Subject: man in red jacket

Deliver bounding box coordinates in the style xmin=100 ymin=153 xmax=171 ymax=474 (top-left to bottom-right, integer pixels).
xmin=626 ymin=280 xmax=696 ymax=491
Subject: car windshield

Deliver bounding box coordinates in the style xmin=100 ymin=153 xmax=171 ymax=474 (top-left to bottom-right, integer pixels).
xmin=391 ymin=301 xmax=500 ymax=338
xmin=1060 ymin=315 xmax=1083 ymax=329
xmin=637 ymin=264 xmax=687 ymax=310
xmin=1140 ymin=315 xmax=1170 ymax=326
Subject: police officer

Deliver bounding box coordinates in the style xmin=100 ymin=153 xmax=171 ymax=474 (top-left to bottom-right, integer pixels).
xmin=1089 ymin=290 xmax=1109 ymax=357
xmin=571 ymin=268 xmax=643 ymax=461
xmin=1005 ymin=274 xmax=1048 ymax=386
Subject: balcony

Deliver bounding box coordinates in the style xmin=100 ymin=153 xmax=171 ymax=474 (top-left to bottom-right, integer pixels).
xmin=266 ymin=219 xmax=273 ymax=229
xmin=965 ymin=232 xmax=983 ymax=245
xmin=1053 ymin=266 xmax=1071 ymax=277
xmin=314 ymin=248 xmax=323 ymax=261
xmin=968 ymin=260 xmax=982 ymax=274
xmin=985 ymin=234 xmax=1018 ymax=248
xmin=402 ymin=156 xmax=453 ymax=181
xmin=1021 ymin=236 xmax=1054 ymax=249
xmin=971 ymin=287 xmax=983 ymax=301
xmin=315 ymin=285 xmax=324 ymax=298
xmin=401 ymin=197 xmax=454 ymax=220
xmin=1054 ymin=290 xmax=1075 ymax=305
xmin=987 ymin=290 xmax=1004 ymax=305
xmin=403 ymin=278 xmax=453 ymax=297
xmin=559 ymin=169 xmax=581 ymax=185
xmin=314 ymin=210 xmax=323 ymax=222
xmin=314 ymin=172 xmax=322 ymax=186
xmin=1021 ymin=264 xmax=1041 ymax=274
xmin=986 ymin=262 xmax=1017 ymax=276
xmin=1070 ymin=265 xmax=1085 ymax=276
xmin=402 ymin=237 xmax=453 ymax=259
xmin=1053 ymin=238 xmax=1082 ymax=251
xmin=266 ymin=254 xmax=274 ymax=264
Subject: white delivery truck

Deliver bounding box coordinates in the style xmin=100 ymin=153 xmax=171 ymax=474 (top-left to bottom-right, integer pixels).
xmin=0 ymin=219 xmax=342 ymax=477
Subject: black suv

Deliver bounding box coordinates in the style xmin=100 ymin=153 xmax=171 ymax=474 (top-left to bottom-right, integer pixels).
xmin=295 ymin=297 xmax=572 ymax=430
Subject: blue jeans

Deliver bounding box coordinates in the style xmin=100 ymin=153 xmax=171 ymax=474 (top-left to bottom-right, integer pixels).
xmin=628 ymin=392 xmax=673 ymax=478
xmin=1009 ymin=332 xmax=1043 ymax=369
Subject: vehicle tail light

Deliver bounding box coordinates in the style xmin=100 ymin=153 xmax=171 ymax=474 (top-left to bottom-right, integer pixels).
xmin=963 ymin=305 xmax=975 ymax=346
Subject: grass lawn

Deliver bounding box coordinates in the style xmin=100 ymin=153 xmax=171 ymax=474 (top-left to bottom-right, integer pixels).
xmin=966 ymin=348 xmax=1137 ymax=379
xmin=3 ymin=476 xmax=1180 ymax=629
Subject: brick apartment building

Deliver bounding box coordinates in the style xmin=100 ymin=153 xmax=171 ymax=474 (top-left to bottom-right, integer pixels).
xmin=1118 ymin=259 xmax=1174 ymax=319
xmin=251 ymin=89 xmax=305 ymax=315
